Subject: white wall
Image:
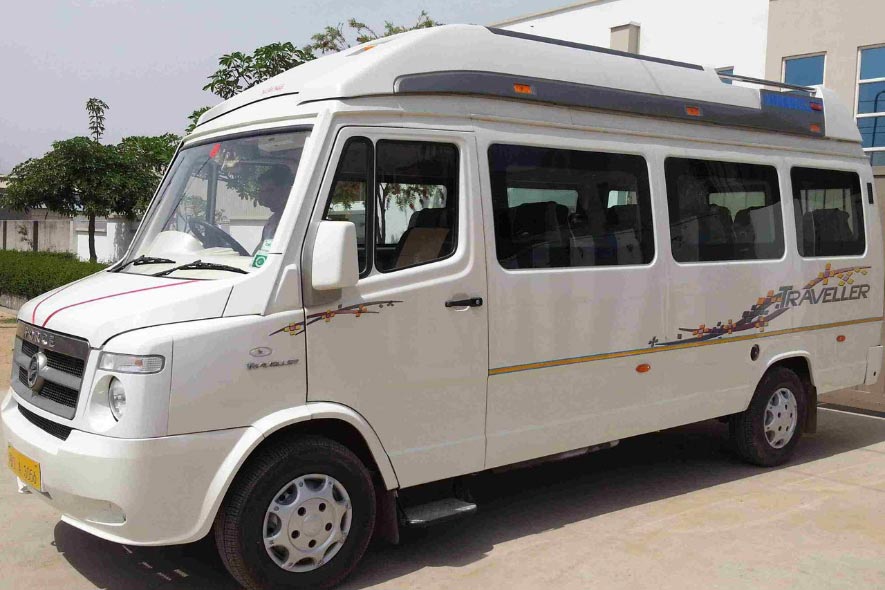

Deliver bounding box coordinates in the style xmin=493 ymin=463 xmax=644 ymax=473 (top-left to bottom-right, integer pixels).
xmin=497 ymin=0 xmax=769 ymax=79
xmin=75 ymin=218 xmax=136 ymax=263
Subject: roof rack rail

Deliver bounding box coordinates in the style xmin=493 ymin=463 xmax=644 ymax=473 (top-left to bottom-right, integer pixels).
xmin=487 ymin=27 xmax=704 ymax=71
xmin=717 ymin=73 xmax=816 ymax=94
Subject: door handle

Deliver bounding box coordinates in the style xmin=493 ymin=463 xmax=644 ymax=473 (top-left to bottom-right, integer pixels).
xmin=445 ymin=297 xmax=483 ymax=308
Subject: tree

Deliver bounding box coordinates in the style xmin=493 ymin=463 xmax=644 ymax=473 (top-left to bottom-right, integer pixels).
xmin=310 ymin=11 xmax=440 ymax=53
xmin=85 ymin=98 xmax=109 ymax=142
xmin=2 ymin=138 xmax=165 ymax=262
xmin=186 ymin=106 xmax=211 ymax=134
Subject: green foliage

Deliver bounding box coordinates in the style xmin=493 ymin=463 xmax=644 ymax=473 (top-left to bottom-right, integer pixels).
xmin=310 ymin=11 xmax=441 ymax=54
xmin=0 ymin=251 xmax=106 ymax=300
xmin=203 ymin=42 xmax=315 ymax=100
xmin=2 ymin=136 xmax=169 ymax=261
xmin=85 ymin=98 xmax=109 ymax=142
xmin=186 ymin=106 xmax=212 ymax=133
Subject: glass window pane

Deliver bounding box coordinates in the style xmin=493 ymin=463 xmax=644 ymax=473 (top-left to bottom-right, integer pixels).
xmin=375 ymin=141 xmax=459 ymax=272
xmin=791 ymin=168 xmax=865 ymax=257
xmin=665 ymin=158 xmax=784 ymax=262
xmin=858 ymin=116 xmax=885 ymax=148
xmin=857 ymin=81 xmax=885 ymax=114
xmin=784 ymin=55 xmax=825 ymax=86
xmin=871 ymin=151 xmax=885 ymax=166
xmin=718 ymin=67 xmax=734 ymax=85
xmin=860 ymin=46 xmax=885 ymax=81
xmin=324 ymin=137 xmax=372 ymax=274
xmin=488 ymin=144 xmax=654 ymax=269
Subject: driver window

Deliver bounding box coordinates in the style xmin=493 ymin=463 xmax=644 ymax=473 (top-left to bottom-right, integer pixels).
xmin=323 ymin=137 xmax=373 ymax=274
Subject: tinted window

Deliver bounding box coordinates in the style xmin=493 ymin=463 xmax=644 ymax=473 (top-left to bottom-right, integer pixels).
xmin=324 ymin=137 xmax=372 ymax=274
xmin=375 ymin=141 xmax=459 ymax=272
xmin=792 ymin=168 xmax=865 ymax=257
xmin=488 ymin=144 xmax=654 ymax=269
xmin=784 ymin=54 xmax=824 ymax=86
xmin=665 ymin=158 xmax=783 ymax=262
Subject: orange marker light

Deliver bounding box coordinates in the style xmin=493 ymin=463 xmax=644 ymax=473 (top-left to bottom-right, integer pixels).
xmin=836 ymin=335 xmax=846 ymax=343
xmin=810 ymin=123 xmax=822 ymax=133
xmin=685 ymin=105 xmax=702 ymax=117
xmin=636 ymin=363 xmax=651 ymax=373
xmin=513 ymin=83 xmax=534 ymax=95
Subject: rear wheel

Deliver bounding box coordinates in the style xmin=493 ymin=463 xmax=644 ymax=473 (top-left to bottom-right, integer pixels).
xmin=731 ymin=367 xmax=806 ymax=466
xmin=215 ymin=436 xmax=376 ymax=590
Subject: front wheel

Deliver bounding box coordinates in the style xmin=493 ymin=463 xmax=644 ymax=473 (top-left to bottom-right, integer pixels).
xmin=214 ymin=436 xmax=376 ymax=590
xmin=731 ymin=367 xmax=807 ymax=467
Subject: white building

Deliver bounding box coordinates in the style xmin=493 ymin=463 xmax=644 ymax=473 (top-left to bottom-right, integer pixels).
xmin=493 ymin=0 xmax=770 ymax=79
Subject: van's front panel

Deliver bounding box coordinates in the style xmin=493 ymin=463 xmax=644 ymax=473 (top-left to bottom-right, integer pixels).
xmin=301 ymin=126 xmax=489 ymax=488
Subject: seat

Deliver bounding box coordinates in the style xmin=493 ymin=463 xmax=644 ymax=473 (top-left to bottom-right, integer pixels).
xmin=805 ymin=208 xmax=855 ymax=256
xmin=509 ymin=201 xmax=570 ymax=268
xmin=392 ymin=207 xmax=454 ymax=269
xmin=605 ymin=204 xmax=642 ymax=264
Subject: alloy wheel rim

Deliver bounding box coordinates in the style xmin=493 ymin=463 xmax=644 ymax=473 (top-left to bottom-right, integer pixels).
xmin=263 ymin=473 xmax=353 ymax=572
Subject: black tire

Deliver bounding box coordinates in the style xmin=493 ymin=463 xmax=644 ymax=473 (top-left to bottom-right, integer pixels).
xmin=731 ymin=367 xmax=807 ymax=467
xmin=214 ymin=436 xmax=376 ymax=590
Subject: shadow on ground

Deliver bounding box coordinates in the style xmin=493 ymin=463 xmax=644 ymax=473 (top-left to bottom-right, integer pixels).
xmin=53 ymin=408 xmax=885 ymax=590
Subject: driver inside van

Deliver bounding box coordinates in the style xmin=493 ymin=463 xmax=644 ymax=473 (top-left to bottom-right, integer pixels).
xmin=256 ymin=164 xmax=294 ymax=245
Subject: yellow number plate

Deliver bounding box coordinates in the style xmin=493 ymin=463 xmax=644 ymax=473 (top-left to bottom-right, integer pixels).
xmin=7 ymin=445 xmax=41 ymax=491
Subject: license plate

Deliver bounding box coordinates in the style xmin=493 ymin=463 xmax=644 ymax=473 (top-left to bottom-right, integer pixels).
xmin=7 ymin=445 xmax=41 ymax=491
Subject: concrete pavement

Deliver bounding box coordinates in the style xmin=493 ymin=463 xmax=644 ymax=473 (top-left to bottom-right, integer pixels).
xmin=2 ymin=324 xmax=885 ymax=589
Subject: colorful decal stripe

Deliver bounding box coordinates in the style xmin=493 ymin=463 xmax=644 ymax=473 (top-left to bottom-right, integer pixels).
xmin=270 ymin=300 xmax=402 ymax=337
xmin=41 ymin=280 xmax=200 ymax=327
xmin=489 ymin=316 xmax=883 ymax=376
xmin=31 ymin=282 xmax=76 ymax=324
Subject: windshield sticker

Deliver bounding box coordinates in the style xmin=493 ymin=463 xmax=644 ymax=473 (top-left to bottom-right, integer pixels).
xmin=270 ymin=300 xmax=402 ymax=337
xmin=649 ymin=264 xmax=872 ymax=347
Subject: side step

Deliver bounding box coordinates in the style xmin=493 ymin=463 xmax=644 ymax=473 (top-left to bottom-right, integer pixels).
xmin=401 ymin=498 xmax=477 ymax=528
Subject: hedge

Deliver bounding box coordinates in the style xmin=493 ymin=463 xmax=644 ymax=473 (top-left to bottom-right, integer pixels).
xmin=0 ymin=251 xmax=107 ymax=301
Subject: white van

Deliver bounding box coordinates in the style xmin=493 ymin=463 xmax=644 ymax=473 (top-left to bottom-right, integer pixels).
xmin=4 ymin=25 xmax=883 ymax=590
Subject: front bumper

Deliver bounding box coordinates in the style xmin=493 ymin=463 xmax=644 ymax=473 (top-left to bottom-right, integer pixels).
xmin=2 ymin=391 xmax=255 ymax=546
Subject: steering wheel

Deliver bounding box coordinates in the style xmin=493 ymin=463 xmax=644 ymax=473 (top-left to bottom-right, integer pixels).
xmin=187 ymin=218 xmax=249 ymax=256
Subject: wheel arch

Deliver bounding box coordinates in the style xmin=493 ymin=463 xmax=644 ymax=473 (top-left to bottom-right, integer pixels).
xmin=190 ymin=402 xmax=399 ymax=544
xmin=760 ymin=351 xmax=817 ymax=433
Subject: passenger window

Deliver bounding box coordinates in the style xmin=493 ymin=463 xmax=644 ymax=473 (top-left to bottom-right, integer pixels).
xmin=488 ymin=144 xmax=654 ymax=269
xmin=791 ymin=167 xmax=865 ymax=257
xmin=323 ymin=137 xmax=373 ymax=274
xmin=375 ymin=141 xmax=459 ymax=272
xmin=665 ymin=158 xmax=784 ymax=262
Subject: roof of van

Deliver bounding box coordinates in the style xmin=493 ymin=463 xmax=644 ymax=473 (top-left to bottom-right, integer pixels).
xmin=196 ymin=25 xmax=861 ymax=144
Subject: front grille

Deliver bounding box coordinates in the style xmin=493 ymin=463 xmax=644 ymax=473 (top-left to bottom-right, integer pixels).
xmin=18 ymin=405 xmax=73 ymax=441
xmin=36 ymin=381 xmax=79 ymax=408
xmin=45 ymin=350 xmax=85 ymax=378
xmin=13 ymin=323 xmax=90 ymax=420
xmin=21 ymin=340 xmax=38 ymax=357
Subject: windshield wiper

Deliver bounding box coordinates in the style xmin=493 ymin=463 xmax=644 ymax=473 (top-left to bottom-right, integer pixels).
xmin=111 ymin=255 xmax=176 ymax=272
xmin=151 ymin=259 xmax=249 ymax=277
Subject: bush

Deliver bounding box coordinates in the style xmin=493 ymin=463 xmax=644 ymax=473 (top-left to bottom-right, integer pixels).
xmin=0 ymin=251 xmax=107 ymax=301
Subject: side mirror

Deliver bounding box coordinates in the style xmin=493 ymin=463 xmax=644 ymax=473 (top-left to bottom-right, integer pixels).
xmin=311 ymin=221 xmax=359 ymax=290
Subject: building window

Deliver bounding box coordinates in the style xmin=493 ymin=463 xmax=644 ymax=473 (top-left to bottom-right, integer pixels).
xmin=857 ymin=45 xmax=885 ymax=166
xmin=717 ymin=67 xmax=734 ymax=85
xmin=783 ymin=54 xmax=825 ymax=87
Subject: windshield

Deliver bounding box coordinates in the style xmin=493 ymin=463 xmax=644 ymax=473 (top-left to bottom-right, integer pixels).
xmin=120 ymin=129 xmax=309 ymax=277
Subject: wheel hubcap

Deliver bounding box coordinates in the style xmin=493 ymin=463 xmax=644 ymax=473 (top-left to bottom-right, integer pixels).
xmin=764 ymin=387 xmax=798 ymax=449
xmin=263 ymin=474 xmax=352 ymax=572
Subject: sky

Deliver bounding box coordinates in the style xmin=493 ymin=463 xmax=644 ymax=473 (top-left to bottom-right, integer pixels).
xmin=0 ymin=0 xmax=556 ymax=174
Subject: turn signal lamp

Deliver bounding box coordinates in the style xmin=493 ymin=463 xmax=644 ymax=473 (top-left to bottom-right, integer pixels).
xmin=685 ymin=106 xmax=702 ymax=117
xmin=513 ymin=83 xmax=534 ymax=95
xmin=636 ymin=363 xmax=651 ymax=373
xmin=99 ymin=352 xmax=165 ymax=374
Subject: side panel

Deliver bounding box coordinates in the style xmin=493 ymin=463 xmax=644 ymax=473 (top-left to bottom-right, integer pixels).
xmin=478 ymin=125 xmax=671 ymax=469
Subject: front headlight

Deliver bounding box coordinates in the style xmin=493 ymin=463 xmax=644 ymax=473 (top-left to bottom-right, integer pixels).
xmin=99 ymin=352 xmax=165 ymax=374
xmin=108 ymin=377 xmax=126 ymax=421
